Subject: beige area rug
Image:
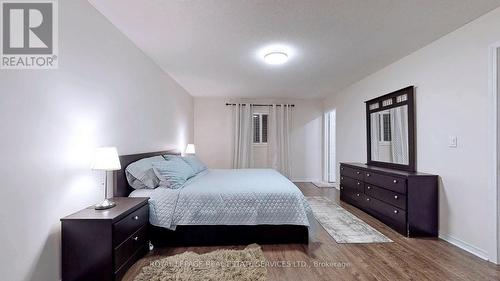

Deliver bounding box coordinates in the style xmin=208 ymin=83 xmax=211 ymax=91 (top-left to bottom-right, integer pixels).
xmin=306 ymin=196 xmax=392 ymax=243
xmin=134 ymin=244 xmax=267 ymax=281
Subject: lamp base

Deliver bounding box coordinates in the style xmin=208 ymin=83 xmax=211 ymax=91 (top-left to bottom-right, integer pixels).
xmin=95 ymin=198 xmax=116 ymax=210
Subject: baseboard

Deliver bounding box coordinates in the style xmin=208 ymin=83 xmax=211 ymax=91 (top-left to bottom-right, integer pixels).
xmin=439 ymin=232 xmax=490 ymax=261
xmin=291 ymin=178 xmax=320 ymax=182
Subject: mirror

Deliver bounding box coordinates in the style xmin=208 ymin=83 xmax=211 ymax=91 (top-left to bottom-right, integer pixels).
xmin=370 ymin=106 xmax=409 ymax=165
xmin=366 ymin=86 xmax=415 ymax=171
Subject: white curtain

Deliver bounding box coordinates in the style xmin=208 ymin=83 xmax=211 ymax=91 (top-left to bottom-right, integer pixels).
xmin=390 ymin=106 xmax=409 ymax=164
xmin=370 ymin=113 xmax=379 ymax=160
xmin=232 ymin=103 xmax=253 ymax=168
xmin=268 ymin=104 xmax=292 ymax=178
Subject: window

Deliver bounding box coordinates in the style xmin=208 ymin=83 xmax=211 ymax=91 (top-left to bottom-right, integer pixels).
xmin=253 ymin=113 xmax=268 ymax=144
xmin=369 ymin=103 xmax=379 ymax=110
xmin=378 ymin=112 xmax=391 ymax=142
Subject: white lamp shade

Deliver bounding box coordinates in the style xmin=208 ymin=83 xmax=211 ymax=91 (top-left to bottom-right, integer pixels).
xmin=185 ymin=144 xmax=196 ymax=154
xmin=91 ymin=147 xmax=121 ymax=171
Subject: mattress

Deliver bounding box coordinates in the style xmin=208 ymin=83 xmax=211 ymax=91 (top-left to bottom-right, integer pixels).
xmin=129 ymin=169 xmax=313 ymax=230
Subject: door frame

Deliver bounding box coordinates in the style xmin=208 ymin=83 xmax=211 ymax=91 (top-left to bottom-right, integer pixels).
xmin=323 ymin=109 xmax=336 ymax=184
xmin=489 ymin=42 xmax=500 ymax=264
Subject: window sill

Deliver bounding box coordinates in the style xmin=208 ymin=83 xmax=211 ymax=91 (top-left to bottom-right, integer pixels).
xmin=253 ymin=143 xmax=268 ymax=147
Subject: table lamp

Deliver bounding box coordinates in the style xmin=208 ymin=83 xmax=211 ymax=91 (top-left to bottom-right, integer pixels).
xmin=185 ymin=144 xmax=196 ymax=155
xmin=91 ymin=147 xmax=121 ymax=210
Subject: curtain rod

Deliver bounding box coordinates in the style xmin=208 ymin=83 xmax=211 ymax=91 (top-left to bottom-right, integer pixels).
xmin=225 ymin=103 xmax=295 ymax=107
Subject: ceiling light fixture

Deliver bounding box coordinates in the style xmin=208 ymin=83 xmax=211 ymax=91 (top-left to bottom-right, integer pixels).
xmin=263 ymin=51 xmax=289 ymax=65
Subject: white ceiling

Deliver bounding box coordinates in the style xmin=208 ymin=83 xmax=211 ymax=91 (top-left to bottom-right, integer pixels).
xmin=89 ymin=0 xmax=500 ymax=99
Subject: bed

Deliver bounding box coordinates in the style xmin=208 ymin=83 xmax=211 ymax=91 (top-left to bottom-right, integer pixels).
xmin=113 ymin=150 xmax=312 ymax=246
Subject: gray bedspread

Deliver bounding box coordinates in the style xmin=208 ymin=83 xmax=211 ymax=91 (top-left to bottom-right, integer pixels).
xmin=129 ymin=169 xmax=313 ymax=230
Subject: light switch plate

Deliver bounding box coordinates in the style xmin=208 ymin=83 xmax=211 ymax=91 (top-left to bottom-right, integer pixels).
xmin=449 ymin=136 xmax=458 ymax=148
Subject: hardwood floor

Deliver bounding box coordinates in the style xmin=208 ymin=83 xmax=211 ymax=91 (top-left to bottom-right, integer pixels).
xmin=122 ymin=182 xmax=500 ymax=281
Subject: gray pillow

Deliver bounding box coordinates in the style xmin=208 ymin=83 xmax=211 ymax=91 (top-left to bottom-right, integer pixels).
xmin=182 ymin=155 xmax=207 ymax=174
xmin=153 ymin=157 xmax=196 ymax=189
xmin=125 ymin=156 xmax=165 ymax=189
xmin=164 ymin=154 xmax=207 ymax=175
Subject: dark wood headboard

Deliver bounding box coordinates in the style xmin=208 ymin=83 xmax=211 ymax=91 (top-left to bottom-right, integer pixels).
xmin=112 ymin=150 xmax=181 ymax=197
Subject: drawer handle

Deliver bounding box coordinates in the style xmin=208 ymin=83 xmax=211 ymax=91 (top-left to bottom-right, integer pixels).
xmin=356 ymin=193 xmax=360 ymax=197
xmin=341 ymin=167 xmax=344 ymax=170
xmin=393 ymin=210 xmax=398 ymax=214
xmin=366 ymin=198 xmax=370 ymax=201
xmin=340 ymin=186 xmax=343 ymax=190
xmin=133 ymin=216 xmax=139 ymax=220
xmin=393 ymin=180 xmax=398 ymax=184
xmin=341 ymin=177 xmax=344 ymax=180
xmin=356 ymin=171 xmax=360 ymax=175
xmin=394 ymin=195 xmax=398 ymax=199
xmin=133 ymin=236 xmax=139 ymax=241
xmin=357 ymin=182 xmax=361 ymax=185
xmin=366 ymin=173 xmax=370 ymax=177
xmin=367 ymin=186 xmax=371 ymax=190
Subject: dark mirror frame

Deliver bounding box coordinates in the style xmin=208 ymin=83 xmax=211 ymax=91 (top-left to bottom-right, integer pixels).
xmin=365 ymin=86 xmax=415 ymax=172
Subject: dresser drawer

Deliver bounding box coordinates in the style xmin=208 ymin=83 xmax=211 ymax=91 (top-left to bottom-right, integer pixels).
xmin=113 ymin=204 xmax=148 ymax=246
xmin=341 ymin=188 xmax=367 ymax=209
xmin=340 ymin=188 xmax=354 ymax=206
xmin=340 ymin=165 xmax=364 ymax=181
xmin=367 ymin=197 xmax=406 ymax=225
xmin=339 ymin=184 xmax=355 ymax=194
xmin=114 ymin=239 xmax=148 ymax=281
xmin=339 ymin=176 xmax=364 ymax=192
xmin=365 ymin=184 xmax=406 ymax=210
xmin=114 ymin=226 xmax=148 ymax=271
xmin=364 ymin=172 xmax=406 ymax=193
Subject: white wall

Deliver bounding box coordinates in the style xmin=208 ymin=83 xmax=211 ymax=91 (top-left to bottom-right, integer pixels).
xmin=194 ymin=98 xmax=323 ymax=182
xmin=194 ymin=98 xmax=233 ymax=169
xmin=324 ymin=7 xmax=500 ymax=262
xmin=497 ymin=47 xmax=500 ymax=263
xmin=0 ymin=1 xmax=193 ymax=281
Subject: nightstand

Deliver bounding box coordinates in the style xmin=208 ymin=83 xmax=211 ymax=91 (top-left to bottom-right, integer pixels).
xmin=61 ymin=197 xmax=149 ymax=281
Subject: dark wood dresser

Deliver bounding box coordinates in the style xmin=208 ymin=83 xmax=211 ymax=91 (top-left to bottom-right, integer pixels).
xmin=61 ymin=197 xmax=149 ymax=281
xmin=340 ymin=163 xmax=438 ymax=237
